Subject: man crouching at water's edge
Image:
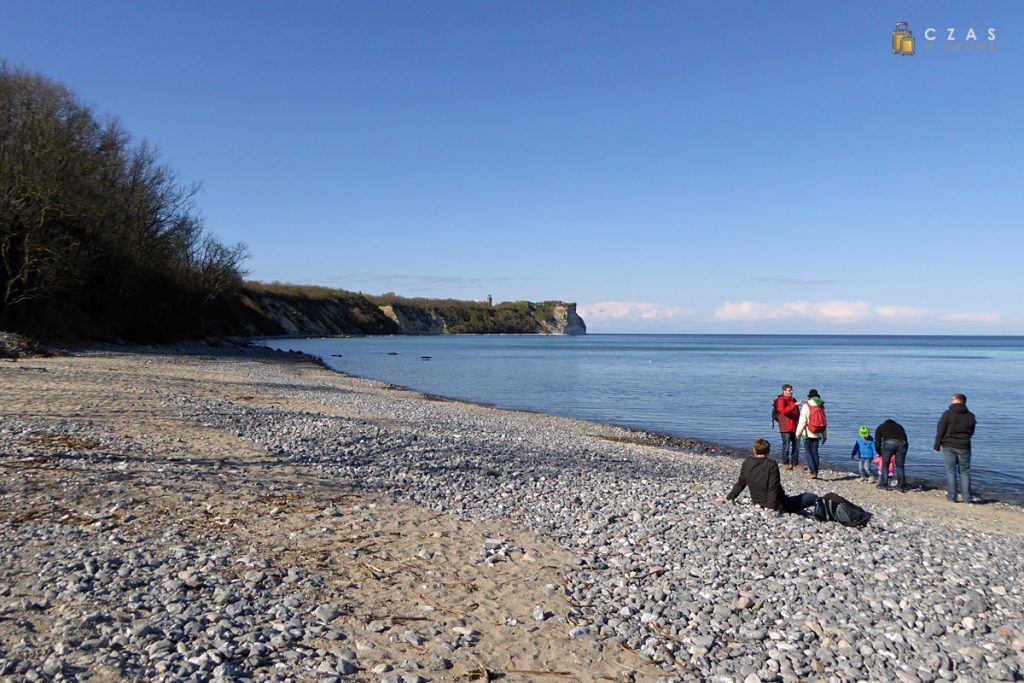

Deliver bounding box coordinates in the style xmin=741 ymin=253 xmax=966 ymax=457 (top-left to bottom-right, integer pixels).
xmin=718 ymin=439 xmax=820 ymax=516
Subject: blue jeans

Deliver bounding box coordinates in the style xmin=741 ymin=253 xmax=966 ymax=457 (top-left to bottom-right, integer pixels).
xmin=802 ymin=438 xmax=820 ymax=475
xmin=943 ymin=447 xmax=972 ymax=502
xmin=857 ymin=459 xmax=872 ymax=478
xmin=782 ymin=492 xmax=820 ymax=513
xmin=879 ymin=439 xmax=908 ymax=489
xmin=780 ymin=432 xmax=799 ymax=466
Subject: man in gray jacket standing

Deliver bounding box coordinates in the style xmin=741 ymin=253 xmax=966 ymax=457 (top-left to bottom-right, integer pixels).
xmin=933 ymin=393 xmax=977 ymax=503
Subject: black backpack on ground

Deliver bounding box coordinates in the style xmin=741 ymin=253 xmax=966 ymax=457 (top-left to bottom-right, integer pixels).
xmin=813 ymin=492 xmax=872 ymax=527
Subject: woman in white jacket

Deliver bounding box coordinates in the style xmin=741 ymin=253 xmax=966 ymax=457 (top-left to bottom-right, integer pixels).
xmin=796 ymin=389 xmax=827 ymax=479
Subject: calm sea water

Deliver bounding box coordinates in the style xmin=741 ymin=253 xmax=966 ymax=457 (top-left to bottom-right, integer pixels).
xmin=260 ymin=335 xmax=1024 ymax=504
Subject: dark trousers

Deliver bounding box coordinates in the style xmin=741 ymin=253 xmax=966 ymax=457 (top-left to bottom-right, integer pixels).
xmin=803 ymin=438 xmax=820 ymax=475
xmin=879 ymin=439 xmax=908 ymax=489
xmin=782 ymin=492 xmax=819 ymax=513
xmin=780 ymin=432 xmax=799 ymax=466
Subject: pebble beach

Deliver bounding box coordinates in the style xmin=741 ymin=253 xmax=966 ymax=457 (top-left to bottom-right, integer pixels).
xmin=2 ymin=343 xmax=1023 ymax=683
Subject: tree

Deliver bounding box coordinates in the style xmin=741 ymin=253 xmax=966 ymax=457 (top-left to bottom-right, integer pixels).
xmin=0 ymin=62 xmax=247 ymax=339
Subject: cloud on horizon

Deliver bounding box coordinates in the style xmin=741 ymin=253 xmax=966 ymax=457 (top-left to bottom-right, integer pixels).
xmin=875 ymin=305 xmax=929 ymax=319
xmin=714 ymin=300 xmax=1002 ymax=326
xmin=714 ymin=300 xmax=872 ymax=323
xmin=578 ymin=301 xmax=693 ymax=322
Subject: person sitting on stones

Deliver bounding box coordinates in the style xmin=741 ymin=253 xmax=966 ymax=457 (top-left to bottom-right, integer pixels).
xmin=718 ymin=438 xmax=820 ymax=515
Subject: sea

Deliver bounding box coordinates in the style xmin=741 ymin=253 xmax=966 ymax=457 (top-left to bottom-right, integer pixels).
xmin=258 ymin=335 xmax=1024 ymax=504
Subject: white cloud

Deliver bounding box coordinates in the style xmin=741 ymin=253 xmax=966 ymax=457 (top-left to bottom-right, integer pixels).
xmin=578 ymin=301 xmax=692 ymax=322
xmin=712 ymin=301 xmax=784 ymax=321
xmin=713 ymin=300 xmax=872 ymax=323
xmin=875 ymin=305 xmax=928 ymax=319
xmin=712 ymin=300 xmax=1013 ymax=330
xmin=808 ymin=300 xmax=872 ymax=322
xmin=581 ymin=299 xmax=1019 ymax=333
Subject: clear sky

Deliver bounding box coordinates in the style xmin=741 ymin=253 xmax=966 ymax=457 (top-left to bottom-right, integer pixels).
xmin=3 ymin=1 xmax=1022 ymax=333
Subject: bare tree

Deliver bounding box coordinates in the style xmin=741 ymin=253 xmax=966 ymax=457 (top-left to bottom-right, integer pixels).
xmin=0 ymin=63 xmax=247 ymax=339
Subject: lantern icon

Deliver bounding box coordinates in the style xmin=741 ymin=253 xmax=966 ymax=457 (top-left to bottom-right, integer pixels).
xmin=892 ymin=22 xmax=915 ymax=55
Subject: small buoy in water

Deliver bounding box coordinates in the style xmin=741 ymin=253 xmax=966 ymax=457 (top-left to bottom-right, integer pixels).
xmin=421 ymin=356 xmax=432 ymax=361
xmin=387 ymin=352 xmax=398 ymax=356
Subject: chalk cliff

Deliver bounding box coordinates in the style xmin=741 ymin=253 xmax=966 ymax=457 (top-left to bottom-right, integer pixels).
xmin=379 ymin=304 xmax=447 ymax=335
xmin=542 ymin=303 xmax=587 ymax=336
xmin=380 ymin=301 xmax=586 ymax=336
xmin=220 ymin=287 xmax=587 ymax=337
xmin=228 ymin=292 xmax=398 ymax=337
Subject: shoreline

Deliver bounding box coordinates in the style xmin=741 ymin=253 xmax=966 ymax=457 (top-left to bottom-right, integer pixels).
xmin=3 ymin=343 xmax=1024 ymax=681
xmin=270 ymin=341 xmax=1024 ymax=509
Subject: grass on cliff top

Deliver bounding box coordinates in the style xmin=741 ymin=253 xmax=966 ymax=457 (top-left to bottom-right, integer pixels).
xmin=244 ymin=282 xmax=569 ymax=310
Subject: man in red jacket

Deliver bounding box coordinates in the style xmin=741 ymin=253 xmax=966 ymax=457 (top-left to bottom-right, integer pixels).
xmin=776 ymin=384 xmax=802 ymax=470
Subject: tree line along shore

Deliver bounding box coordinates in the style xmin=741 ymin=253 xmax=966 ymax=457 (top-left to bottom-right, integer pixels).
xmin=1 ymin=63 xmax=583 ymax=342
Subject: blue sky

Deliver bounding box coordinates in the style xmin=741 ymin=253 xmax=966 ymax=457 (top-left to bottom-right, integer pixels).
xmin=3 ymin=1 xmax=1022 ymax=333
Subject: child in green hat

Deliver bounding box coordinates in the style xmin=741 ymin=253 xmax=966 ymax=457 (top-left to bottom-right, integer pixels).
xmin=851 ymin=426 xmax=877 ymax=481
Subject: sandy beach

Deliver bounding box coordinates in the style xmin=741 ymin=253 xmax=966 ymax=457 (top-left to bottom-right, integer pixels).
xmin=2 ymin=344 xmax=1023 ymax=682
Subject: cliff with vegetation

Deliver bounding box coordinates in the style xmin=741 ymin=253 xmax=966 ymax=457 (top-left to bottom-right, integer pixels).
xmin=0 ymin=65 xmax=585 ymax=343
xmin=222 ymin=283 xmax=587 ymax=337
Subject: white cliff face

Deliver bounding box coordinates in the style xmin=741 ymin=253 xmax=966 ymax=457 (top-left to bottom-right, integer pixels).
xmin=541 ymin=303 xmax=587 ymax=335
xmin=558 ymin=303 xmax=587 ymax=335
xmin=379 ymin=305 xmax=446 ymax=335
